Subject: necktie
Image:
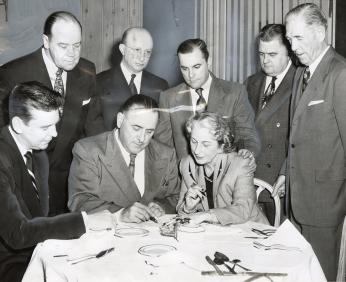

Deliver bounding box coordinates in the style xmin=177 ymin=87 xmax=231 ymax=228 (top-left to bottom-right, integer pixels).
xmin=261 ymin=76 xmax=277 ymax=109
xmin=302 ymin=67 xmax=310 ymax=93
xmin=129 ymin=74 xmax=138 ymax=95
xmin=24 ymin=152 xmax=39 ymax=200
xmin=195 ymin=88 xmax=207 ymax=113
xmin=129 ymin=153 xmax=137 ymax=177
xmin=54 ymin=68 xmax=64 ymax=96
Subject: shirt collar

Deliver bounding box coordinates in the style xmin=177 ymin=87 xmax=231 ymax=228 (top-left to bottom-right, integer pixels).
xmin=8 ymin=126 xmax=30 ymax=160
xmin=190 ymin=73 xmax=212 ymax=93
xmin=308 ymin=45 xmax=330 ymax=77
xmin=265 ymin=60 xmax=292 ymax=90
xmin=114 ymin=129 xmax=145 ymax=162
xmin=120 ymin=61 xmax=143 ymax=84
xmin=42 ymin=47 xmax=60 ymax=76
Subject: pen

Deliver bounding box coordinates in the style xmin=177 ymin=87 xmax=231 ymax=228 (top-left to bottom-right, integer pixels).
xmin=149 ymin=216 xmax=158 ymax=223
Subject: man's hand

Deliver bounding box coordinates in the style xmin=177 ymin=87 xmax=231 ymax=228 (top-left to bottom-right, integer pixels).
xmin=120 ymin=202 xmax=153 ymax=223
xmin=238 ymin=149 xmax=256 ymax=169
xmin=272 ymin=175 xmax=286 ymax=198
xmin=148 ymin=202 xmax=165 ymax=218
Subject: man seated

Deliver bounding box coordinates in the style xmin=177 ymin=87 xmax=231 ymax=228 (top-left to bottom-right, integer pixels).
xmin=68 ymin=95 xmax=180 ymax=223
xmin=0 ymin=81 xmax=115 ymax=282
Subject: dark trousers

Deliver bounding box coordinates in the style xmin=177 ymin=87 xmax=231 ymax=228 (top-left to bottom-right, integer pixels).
xmin=1 ymin=262 xmax=27 ymax=282
xmin=291 ymin=215 xmax=342 ymax=281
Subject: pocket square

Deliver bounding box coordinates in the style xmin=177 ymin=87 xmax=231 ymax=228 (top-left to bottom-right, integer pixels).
xmin=308 ymin=100 xmax=324 ymax=106
xmin=82 ymin=98 xmax=91 ymax=106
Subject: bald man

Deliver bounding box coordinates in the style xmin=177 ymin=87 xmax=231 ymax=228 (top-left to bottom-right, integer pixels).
xmin=93 ymin=27 xmax=169 ymax=131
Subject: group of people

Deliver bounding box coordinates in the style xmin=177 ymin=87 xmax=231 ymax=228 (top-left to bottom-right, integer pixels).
xmin=0 ymin=2 xmax=344 ymax=282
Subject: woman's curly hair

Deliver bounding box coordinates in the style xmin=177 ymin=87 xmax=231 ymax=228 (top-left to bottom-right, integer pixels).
xmin=185 ymin=111 xmax=236 ymax=153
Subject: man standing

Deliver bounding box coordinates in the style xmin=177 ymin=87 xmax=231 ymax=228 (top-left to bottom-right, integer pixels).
xmin=245 ymin=24 xmax=296 ymax=225
xmin=0 ymin=11 xmax=97 ymax=215
xmin=0 ymin=82 xmax=115 ymax=282
xmin=95 ymin=27 xmax=169 ymax=130
xmin=155 ymin=38 xmax=260 ymax=160
xmin=273 ymin=3 xmax=346 ymax=280
xmin=68 ymin=95 xmax=180 ymax=223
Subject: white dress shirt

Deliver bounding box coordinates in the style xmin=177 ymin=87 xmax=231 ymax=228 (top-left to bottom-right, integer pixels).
xmin=120 ymin=62 xmax=143 ymax=93
xmin=264 ymin=60 xmax=292 ymax=93
xmin=115 ymin=130 xmax=145 ymax=196
xmin=190 ymin=74 xmax=212 ymax=113
xmin=41 ymin=48 xmax=67 ymax=93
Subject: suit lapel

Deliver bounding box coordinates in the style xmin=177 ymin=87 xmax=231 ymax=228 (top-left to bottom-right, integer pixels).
xmin=207 ymin=75 xmax=229 ymax=115
xmin=293 ymin=48 xmax=335 ymax=122
xmin=256 ymin=65 xmax=295 ymax=127
xmin=99 ymin=132 xmax=141 ymax=205
xmin=174 ymin=83 xmax=194 ymax=124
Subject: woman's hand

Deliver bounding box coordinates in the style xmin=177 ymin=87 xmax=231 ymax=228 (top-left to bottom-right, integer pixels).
xmin=184 ymin=183 xmax=206 ymax=212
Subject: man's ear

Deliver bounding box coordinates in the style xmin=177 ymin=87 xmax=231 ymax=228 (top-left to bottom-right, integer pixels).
xmin=117 ymin=112 xmax=124 ymax=128
xmin=42 ymin=34 xmax=49 ymax=49
xmin=207 ymin=57 xmax=212 ymax=70
xmin=315 ymin=25 xmax=326 ymax=43
xmin=119 ymin=43 xmax=125 ymax=56
xmin=11 ymin=116 xmax=24 ymax=134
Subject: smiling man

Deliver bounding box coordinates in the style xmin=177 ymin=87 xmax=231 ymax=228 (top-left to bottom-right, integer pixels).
xmin=93 ymin=27 xmax=169 ymax=131
xmin=0 ymin=11 xmax=98 ymax=216
xmin=271 ymin=3 xmax=346 ymax=280
xmin=155 ymin=38 xmax=260 ymax=161
xmin=244 ymin=24 xmax=296 ymax=225
xmin=68 ymin=94 xmax=180 ymax=223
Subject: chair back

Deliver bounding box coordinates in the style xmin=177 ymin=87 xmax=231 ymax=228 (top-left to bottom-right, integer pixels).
xmin=254 ymin=178 xmax=280 ymax=227
xmin=337 ymin=216 xmax=346 ymax=282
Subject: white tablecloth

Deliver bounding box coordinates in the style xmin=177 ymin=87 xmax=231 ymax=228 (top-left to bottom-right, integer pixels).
xmin=22 ymin=217 xmax=326 ymax=282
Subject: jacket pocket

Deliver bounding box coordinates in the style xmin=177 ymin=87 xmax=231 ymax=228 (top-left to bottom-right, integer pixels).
xmin=315 ymin=167 xmax=346 ymax=182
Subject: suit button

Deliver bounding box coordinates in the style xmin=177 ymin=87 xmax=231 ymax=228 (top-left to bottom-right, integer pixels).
xmin=267 ymin=144 xmax=272 ymax=149
xmin=276 ymin=122 xmax=281 ymax=127
xmin=266 ymin=163 xmax=271 ymax=168
xmin=291 ymin=144 xmax=295 ymax=148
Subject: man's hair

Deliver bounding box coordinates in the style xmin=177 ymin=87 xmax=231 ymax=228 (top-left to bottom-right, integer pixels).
xmin=185 ymin=112 xmax=236 ymax=153
xmin=258 ymin=24 xmax=292 ymax=56
xmin=9 ymin=81 xmax=64 ymax=124
xmin=43 ymin=11 xmax=82 ymax=37
xmin=118 ymin=94 xmax=158 ymax=114
xmin=285 ymin=3 xmax=327 ymax=30
xmin=177 ymin=38 xmax=209 ymax=61
xmin=121 ymin=27 xmax=149 ymax=45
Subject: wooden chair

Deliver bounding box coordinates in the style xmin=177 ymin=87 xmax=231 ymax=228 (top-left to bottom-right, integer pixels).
xmin=337 ymin=216 xmax=346 ymax=282
xmin=254 ymin=178 xmax=281 ymax=227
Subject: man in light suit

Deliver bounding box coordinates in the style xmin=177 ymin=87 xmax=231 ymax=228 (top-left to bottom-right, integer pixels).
xmin=94 ymin=27 xmax=169 ymax=131
xmin=154 ymin=38 xmax=260 ymax=161
xmin=0 ymin=11 xmax=98 ymax=215
xmin=272 ymin=3 xmax=346 ymax=280
xmin=245 ymin=24 xmax=296 ymax=225
xmin=68 ymin=95 xmax=180 ymax=223
xmin=0 ymin=82 xmax=115 ymax=282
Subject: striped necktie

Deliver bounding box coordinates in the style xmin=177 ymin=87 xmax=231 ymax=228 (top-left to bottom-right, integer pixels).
xmin=261 ymin=76 xmax=277 ymax=109
xmin=24 ymin=151 xmax=39 ymax=200
xmin=195 ymin=88 xmax=207 ymax=113
xmin=302 ymin=66 xmax=310 ymax=93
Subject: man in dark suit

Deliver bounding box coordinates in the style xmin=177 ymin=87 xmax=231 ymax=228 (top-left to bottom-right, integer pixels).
xmin=0 ymin=11 xmax=97 ymax=215
xmin=68 ymin=95 xmax=180 ymax=223
xmin=94 ymin=27 xmax=169 ymax=131
xmin=155 ymin=38 xmax=260 ymax=161
xmin=245 ymin=24 xmax=296 ymax=225
xmin=0 ymin=82 xmax=115 ymax=282
xmin=272 ymin=3 xmax=346 ymax=280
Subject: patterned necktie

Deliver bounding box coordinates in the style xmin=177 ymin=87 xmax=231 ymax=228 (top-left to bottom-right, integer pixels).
xmin=129 ymin=153 xmax=137 ymax=177
xmin=129 ymin=74 xmax=138 ymax=95
xmin=54 ymin=68 xmax=64 ymax=96
xmin=302 ymin=67 xmax=310 ymax=93
xmin=261 ymin=76 xmax=277 ymax=109
xmin=195 ymin=88 xmax=207 ymax=113
xmin=24 ymin=152 xmax=39 ymax=200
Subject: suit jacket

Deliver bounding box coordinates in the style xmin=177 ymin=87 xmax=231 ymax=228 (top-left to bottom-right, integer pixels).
xmin=94 ymin=64 xmax=169 ymax=131
xmin=0 ymin=48 xmax=97 ymax=214
xmin=0 ymin=127 xmax=84 ymax=281
xmin=177 ymin=153 xmax=268 ymax=225
xmin=154 ymin=73 xmax=260 ymax=160
xmin=245 ymin=64 xmax=296 ymax=201
xmin=286 ymin=47 xmax=346 ymax=227
xmin=68 ymin=130 xmax=180 ymax=214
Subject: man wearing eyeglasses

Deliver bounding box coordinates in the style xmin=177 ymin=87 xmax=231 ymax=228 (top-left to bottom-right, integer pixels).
xmin=94 ymin=27 xmax=169 ymax=131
